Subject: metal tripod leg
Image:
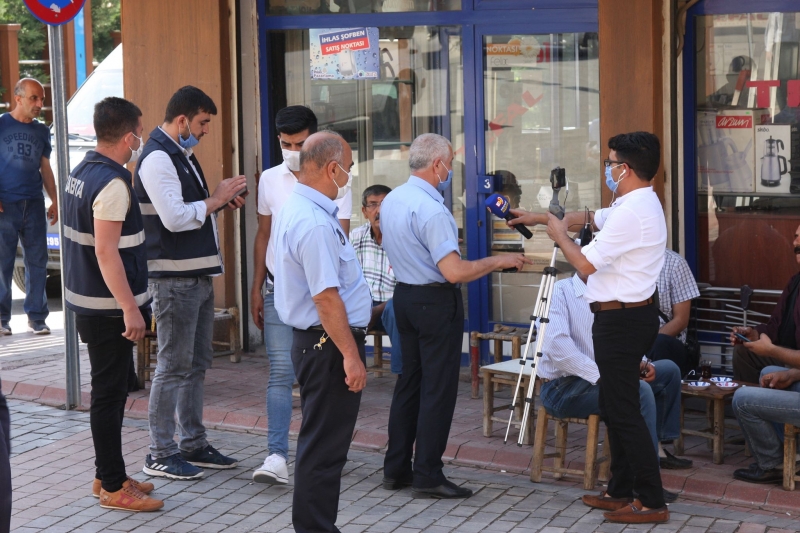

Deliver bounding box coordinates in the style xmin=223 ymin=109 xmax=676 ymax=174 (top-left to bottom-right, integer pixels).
xmin=504 ymin=245 xmax=560 ymax=444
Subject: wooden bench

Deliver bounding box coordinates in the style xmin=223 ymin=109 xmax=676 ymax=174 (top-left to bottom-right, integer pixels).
xmin=531 ymin=406 xmax=610 ymax=490
xmin=470 ymin=325 xmax=533 ymax=398
xmin=367 ymin=329 xmax=392 ymax=378
xmin=480 ymin=359 xmax=538 ymax=445
xmin=784 ymin=423 xmax=800 ymax=491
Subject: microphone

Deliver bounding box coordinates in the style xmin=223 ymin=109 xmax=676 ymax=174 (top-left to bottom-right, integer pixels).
xmin=485 ymin=194 xmax=533 ymax=239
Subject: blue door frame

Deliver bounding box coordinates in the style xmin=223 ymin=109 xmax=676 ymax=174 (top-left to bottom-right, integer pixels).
xmin=682 ymin=0 xmax=800 ymax=279
xmin=257 ymin=1 xmax=598 ymax=363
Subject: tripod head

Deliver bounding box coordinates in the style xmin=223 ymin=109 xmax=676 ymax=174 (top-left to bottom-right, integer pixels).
xmin=548 ymin=167 xmax=567 ymax=220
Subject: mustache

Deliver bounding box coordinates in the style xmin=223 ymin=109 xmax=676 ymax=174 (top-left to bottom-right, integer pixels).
xmin=374 ymin=214 xmax=380 ymax=222
xmin=795 ymin=247 xmax=800 ymax=254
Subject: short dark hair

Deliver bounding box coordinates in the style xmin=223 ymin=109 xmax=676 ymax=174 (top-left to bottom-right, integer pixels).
xmin=164 ymin=86 xmax=217 ymax=123
xmin=94 ymin=97 xmax=142 ymax=144
xmin=361 ymin=185 xmax=392 ymax=206
xmin=275 ymin=106 xmax=317 ymax=136
xmin=608 ymin=131 xmax=661 ymax=181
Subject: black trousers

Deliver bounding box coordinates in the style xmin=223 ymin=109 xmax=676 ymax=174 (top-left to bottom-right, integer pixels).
xmin=0 ymin=381 xmax=10 ymax=533
xmin=75 ymin=315 xmax=132 ymax=493
xmin=384 ymin=284 xmax=463 ymax=488
xmin=733 ymin=344 xmax=784 ymax=384
xmin=648 ymin=333 xmax=689 ymax=376
xmin=593 ymin=304 xmax=665 ymax=509
xmin=291 ymin=329 xmax=364 ymax=533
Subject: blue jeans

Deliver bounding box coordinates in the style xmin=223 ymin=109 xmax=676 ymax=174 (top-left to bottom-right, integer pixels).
xmin=732 ymin=365 xmax=800 ymax=471
xmin=263 ymin=289 xmax=295 ymax=460
xmin=148 ymin=277 xmax=214 ymax=459
xmin=0 ymin=197 xmax=49 ymax=322
xmin=540 ymin=359 xmax=682 ymax=455
xmin=373 ymin=299 xmax=403 ymax=374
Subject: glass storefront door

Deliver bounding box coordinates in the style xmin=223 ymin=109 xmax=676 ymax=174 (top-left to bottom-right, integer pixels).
xmin=477 ymin=29 xmax=601 ymax=324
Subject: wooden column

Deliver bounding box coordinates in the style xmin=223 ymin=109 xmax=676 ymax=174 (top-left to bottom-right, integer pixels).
xmin=0 ymin=24 xmax=21 ymax=110
xmin=598 ymin=0 xmax=665 ymax=206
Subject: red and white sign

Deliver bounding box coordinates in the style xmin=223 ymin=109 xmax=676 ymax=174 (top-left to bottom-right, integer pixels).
xmin=23 ymin=0 xmax=86 ymax=26
xmin=716 ymin=115 xmax=753 ymax=129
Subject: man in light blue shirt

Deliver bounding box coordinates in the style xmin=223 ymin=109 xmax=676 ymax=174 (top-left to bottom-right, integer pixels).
xmin=381 ymin=133 xmax=530 ymax=499
xmin=273 ymin=131 xmax=370 ymax=533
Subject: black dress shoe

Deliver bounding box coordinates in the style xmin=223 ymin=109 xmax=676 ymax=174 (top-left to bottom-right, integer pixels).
xmin=660 ymin=450 xmax=693 ymax=470
xmin=662 ymin=489 xmax=678 ymax=503
xmin=382 ymin=474 xmax=413 ymax=490
xmin=412 ymin=479 xmax=473 ymax=499
xmin=733 ymin=464 xmax=783 ymax=484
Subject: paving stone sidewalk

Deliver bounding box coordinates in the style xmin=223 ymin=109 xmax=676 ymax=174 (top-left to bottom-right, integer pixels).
xmin=7 ymin=399 xmax=799 ymax=533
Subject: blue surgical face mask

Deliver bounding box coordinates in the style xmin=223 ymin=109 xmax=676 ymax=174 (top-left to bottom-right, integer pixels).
xmin=436 ymin=161 xmax=453 ymax=193
xmin=179 ymin=119 xmax=200 ymax=150
xmin=604 ymin=164 xmax=625 ymax=193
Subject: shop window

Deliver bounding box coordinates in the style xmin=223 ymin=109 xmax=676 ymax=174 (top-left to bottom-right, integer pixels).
xmin=484 ymin=33 xmax=601 ymax=323
xmin=266 ymin=0 xmax=459 ymax=15
xmin=695 ymin=13 xmax=800 ymax=290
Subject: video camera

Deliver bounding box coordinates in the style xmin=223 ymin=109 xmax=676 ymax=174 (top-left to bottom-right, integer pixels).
xmin=548 ymin=167 xmax=567 ymax=220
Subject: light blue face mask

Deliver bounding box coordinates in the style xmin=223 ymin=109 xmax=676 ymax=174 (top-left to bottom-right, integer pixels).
xmin=179 ymin=119 xmax=200 ymax=149
xmin=604 ymin=164 xmax=625 ymax=193
xmin=437 ymin=161 xmax=453 ymax=193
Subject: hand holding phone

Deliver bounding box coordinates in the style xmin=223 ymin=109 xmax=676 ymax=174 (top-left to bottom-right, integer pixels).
xmin=734 ymin=332 xmax=751 ymax=343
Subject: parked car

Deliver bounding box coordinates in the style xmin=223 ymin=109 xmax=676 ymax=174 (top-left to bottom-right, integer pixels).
xmin=12 ymin=44 xmax=123 ymax=294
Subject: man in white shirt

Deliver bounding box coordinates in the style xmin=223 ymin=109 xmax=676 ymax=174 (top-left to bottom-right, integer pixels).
xmin=511 ymin=132 xmax=668 ymax=524
xmin=249 ymin=106 xmax=351 ymax=485
xmin=134 ymin=86 xmax=246 ymax=480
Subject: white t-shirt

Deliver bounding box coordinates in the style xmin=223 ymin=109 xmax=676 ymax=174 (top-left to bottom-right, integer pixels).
xmin=580 ymin=186 xmax=666 ymax=303
xmin=93 ymin=178 xmax=130 ymax=222
xmin=257 ymin=161 xmax=352 ymax=273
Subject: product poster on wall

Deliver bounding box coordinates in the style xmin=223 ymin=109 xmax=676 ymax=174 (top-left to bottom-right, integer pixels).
xmin=309 ymin=27 xmax=380 ymax=80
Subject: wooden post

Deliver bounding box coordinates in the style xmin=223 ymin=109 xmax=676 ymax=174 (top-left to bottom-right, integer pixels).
xmin=110 ymin=30 xmax=122 ymax=48
xmin=0 ymin=24 xmax=21 ymax=110
xmin=470 ymin=332 xmax=480 ymax=398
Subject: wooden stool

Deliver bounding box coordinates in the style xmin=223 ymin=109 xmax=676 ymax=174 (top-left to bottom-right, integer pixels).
xmin=212 ymin=307 xmax=241 ymax=362
xmin=531 ymin=406 xmax=610 ymax=490
xmin=367 ymin=329 xmax=392 ymax=377
xmin=470 ymin=325 xmax=532 ymax=398
xmin=480 ymin=359 xmax=538 ymax=445
xmin=783 ymin=424 xmax=800 ymax=491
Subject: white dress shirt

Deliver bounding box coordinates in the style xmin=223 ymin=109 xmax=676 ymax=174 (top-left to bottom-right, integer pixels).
xmin=538 ymin=275 xmax=601 ymax=384
xmin=257 ymin=161 xmax=352 ymax=274
xmin=137 ymin=127 xmax=222 ymax=274
xmin=581 ymin=186 xmax=666 ymax=303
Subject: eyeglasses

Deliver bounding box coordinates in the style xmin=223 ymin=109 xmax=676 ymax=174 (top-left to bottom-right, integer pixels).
xmin=363 ymin=201 xmax=382 ymax=210
xmin=603 ymin=159 xmax=626 ymax=168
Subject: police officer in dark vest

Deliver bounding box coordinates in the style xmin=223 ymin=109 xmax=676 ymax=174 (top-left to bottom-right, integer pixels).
xmin=134 ymin=86 xmax=247 ymax=480
xmin=62 ymin=97 xmax=162 ymax=512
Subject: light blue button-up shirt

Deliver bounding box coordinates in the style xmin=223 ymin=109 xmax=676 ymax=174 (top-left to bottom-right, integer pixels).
xmin=380 ymin=176 xmax=460 ymax=285
xmin=274 ymin=183 xmax=372 ymax=330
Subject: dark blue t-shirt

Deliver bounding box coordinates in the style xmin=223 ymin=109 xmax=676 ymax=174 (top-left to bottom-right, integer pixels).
xmin=0 ymin=113 xmax=52 ymax=202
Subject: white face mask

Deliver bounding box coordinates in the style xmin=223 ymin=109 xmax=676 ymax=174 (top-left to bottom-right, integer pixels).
xmin=282 ymin=148 xmax=300 ymax=172
xmin=128 ymin=133 xmax=144 ymax=163
xmin=334 ymin=163 xmax=353 ymax=201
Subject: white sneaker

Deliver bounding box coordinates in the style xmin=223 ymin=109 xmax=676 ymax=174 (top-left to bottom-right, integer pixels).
xmin=253 ymin=454 xmax=288 ymax=485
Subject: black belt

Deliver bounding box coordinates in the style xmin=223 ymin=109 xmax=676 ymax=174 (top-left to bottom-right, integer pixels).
xmin=293 ymin=325 xmax=368 ymax=337
xmin=397 ymin=281 xmax=461 ymax=289
xmin=267 ymin=269 xmax=274 ymax=283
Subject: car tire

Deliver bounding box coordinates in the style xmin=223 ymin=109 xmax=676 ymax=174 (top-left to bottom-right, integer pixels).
xmin=12 ymin=266 xmax=26 ymax=293
xmin=46 ymin=274 xmax=62 ymax=298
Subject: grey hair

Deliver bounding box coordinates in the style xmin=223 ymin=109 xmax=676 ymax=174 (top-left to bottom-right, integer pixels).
xmin=300 ymin=130 xmax=344 ymax=170
xmin=14 ymin=78 xmax=43 ymax=97
xmin=409 ymin=133 xmax=452 ymax=171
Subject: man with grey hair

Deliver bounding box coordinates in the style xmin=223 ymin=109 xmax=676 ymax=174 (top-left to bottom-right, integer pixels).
xmin=380 ymin=133 xmax=531 ymax=498
xmin=0 ymin=78 xmax=58 ymax=336
xmin=274 ymin=131 xmax=371 ymax=532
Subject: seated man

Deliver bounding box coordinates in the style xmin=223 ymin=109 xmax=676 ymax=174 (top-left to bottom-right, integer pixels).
xmin=648 ymin=249 xmax=701 ymax=375
xmin=732 ymin=365 xmax=800 ymax=484
xmin=350 ymin=185 xmax=402 ymax=374
xmin=539 ymin=273 xmax=693 ymax=483
xmin=731 ymin=224 xmax=800 ymax=383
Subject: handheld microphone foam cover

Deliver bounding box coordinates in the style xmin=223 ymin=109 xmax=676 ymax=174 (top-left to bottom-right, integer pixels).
xmin=484 ymin=194 xmax=533 ymax=239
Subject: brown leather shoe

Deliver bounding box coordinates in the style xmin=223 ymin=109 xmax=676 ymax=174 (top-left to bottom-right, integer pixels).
xmin=581 ymin=491 xmax=633 ymax=511
xmin=92 ymin=477 xmax=155 ymax=498
xmin=99 ymin=479 xmax=164 ymax=512
xmin=603 ymin=499 xmax=670 ymax=524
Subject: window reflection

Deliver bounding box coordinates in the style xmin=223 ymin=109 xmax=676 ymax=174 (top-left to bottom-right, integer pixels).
xmin=267 ymin=0 xmax=459 ymax=15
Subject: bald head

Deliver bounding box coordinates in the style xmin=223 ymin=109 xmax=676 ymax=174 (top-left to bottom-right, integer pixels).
xmin=299 ymin=131 xmax=353 ymax=200
xmin=12 ymin=78 xmax=45 ymax=123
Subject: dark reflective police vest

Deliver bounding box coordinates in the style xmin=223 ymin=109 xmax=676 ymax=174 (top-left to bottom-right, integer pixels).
xmin=62 ymin=151 xmax=151 ymax=316
xmin=133 ymin=127 xmax=222 ymax=278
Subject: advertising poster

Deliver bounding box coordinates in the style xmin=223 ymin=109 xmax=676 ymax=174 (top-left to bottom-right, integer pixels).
xmin=309 ymin=27 xmax=380 ymax=80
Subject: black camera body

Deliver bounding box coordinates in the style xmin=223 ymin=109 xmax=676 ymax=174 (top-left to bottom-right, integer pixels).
xmin=550 ymin=167 xmax=566 ymax=191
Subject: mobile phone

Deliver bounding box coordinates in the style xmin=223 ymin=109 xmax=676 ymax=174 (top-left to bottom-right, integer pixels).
xmin=214 ymin=186 xmax=248 ymax=214
xmin=734 ymin=332 xmax=751 ymax=343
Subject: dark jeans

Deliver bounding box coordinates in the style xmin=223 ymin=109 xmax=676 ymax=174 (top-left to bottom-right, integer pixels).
xmin=648 ymin=333 xmax=689 ymax=376
xmin=0 ymin=381 xmax=10 ymax=533
xmin=593 ymin=304 xmax=665 ymax=509
xmin=75 ymin=315 xmax=133 ymax=493
xmin=733 ymin=344 xmax=784 ymax=384
xmin=384 ymin=284 xmax=464 ymax=488
xmin=291 ymin=329 xmax=364 ymax=533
